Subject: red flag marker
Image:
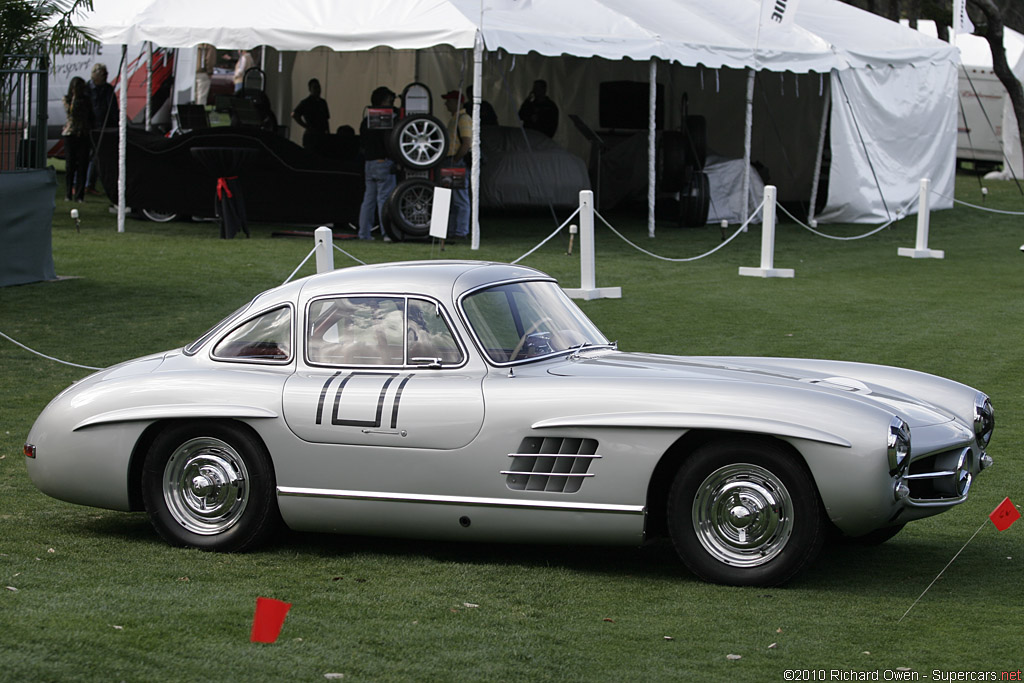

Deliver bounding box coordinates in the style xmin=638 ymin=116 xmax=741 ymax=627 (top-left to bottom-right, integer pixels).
xmin=250 ymin=597 xmax=292 ymax=643
xmin=989 ymin=497 xmax=1020 ymax=532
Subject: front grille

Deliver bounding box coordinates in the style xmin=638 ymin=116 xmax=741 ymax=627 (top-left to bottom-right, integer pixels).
xmin=905 ymin=447 xmax=972 ymax=501
xmin=503 ymin=437 xmax=600 ymax=493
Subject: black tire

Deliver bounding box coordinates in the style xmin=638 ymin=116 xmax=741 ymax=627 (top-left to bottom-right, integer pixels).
xmin=142 ymin=209 xmax=179 ymax=223
xmin=141 ymin=421 xmax=280 ymax=552
xmin=679 ymin=172 xmax=710 ymax=227
xmin=386 ymin=179 xmax=434 ymax=238
xmin=380 ymin=209 xmax=404 ymax=242
xmin=388 ymin=114 xmax=449 ymax=170
xmin=667 ymin=438 xmax=825 ymax=586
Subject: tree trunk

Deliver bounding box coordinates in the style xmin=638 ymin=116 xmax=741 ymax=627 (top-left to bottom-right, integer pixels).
xmin=971 ymin=0 xmax=1024 ymax=159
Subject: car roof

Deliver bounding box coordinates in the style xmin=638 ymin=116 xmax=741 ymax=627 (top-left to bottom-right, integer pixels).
xmin=272 ymin=260 xmax=551 ymax=304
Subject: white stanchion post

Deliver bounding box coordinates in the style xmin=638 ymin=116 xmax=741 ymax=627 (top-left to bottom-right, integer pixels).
xmin=562 ymin=191 xmax=622 ymax=300
xmin=739 ymin=185 xmax=794 ymax=278
xmin=898 ymin=178 xmax=944 ymax=259
xmin=314 ymin=226 xmax=334 ymax=273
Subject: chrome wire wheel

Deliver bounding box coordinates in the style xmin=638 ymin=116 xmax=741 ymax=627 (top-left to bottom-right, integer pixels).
xmin=691 ymin=463 xmax=794 ymax=568
xmin=162 ymin=436 xmax=250 ymax=536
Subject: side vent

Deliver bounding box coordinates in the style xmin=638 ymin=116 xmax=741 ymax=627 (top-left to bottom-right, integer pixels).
xmin=503 ymin=437 xmax=600 ymax=493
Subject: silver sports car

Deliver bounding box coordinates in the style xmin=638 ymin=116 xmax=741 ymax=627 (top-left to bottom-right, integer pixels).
xmin=24 ymin=261 xmax=995 ymax=586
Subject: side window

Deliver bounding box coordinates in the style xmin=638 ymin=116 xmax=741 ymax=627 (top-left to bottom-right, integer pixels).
xmin=407 ymin=299 xmax=463 ymax=364
xmin=307 ymin=297 xmax=405 ymax=366
xmin=212 ymin=306 xmax=292 ymax=362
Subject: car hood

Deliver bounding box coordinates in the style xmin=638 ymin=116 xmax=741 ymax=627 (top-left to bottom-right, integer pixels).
xmin=546 ymin=351 xmax=955 ymax=427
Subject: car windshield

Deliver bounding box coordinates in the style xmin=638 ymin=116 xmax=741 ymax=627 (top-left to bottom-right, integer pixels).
xmin=462 ymin=280 xmax=609 ymax=363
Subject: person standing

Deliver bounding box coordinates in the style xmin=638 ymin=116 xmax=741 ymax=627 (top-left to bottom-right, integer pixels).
xmin=442 ymin=89 xmax=472 ymax=240
xmin=357 ymin=86 xmax=398 ymax=241
xmin=85 ymin=63 xmax=115 ymax=194
xmin=518 ymin=79 xmax=559 ymax=138
xmin=233 ymin=49 xmax=254 ymax=93
xmin=62 ymin=77 xmax=93 ymax=203
xmin=292 ymin=78 xmax=330 ymax=151
xmin=194 ymin=43 xmax=216 ymax=105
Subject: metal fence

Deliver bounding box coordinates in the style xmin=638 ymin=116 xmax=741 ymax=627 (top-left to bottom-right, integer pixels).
xmin=1 ymin=53 xmax=49 ymax=172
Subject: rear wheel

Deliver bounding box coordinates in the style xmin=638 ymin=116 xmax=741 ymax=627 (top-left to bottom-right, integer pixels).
xmin=667 ymin=438 xmax=825 ymax=586
xmin=142 ymin=209 xmax=178 ymax=223
xmin=142 ymin=422 xmax=280 ymax=552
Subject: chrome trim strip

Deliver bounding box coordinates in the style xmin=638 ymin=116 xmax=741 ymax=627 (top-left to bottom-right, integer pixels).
xmin=499 ymin=471 xmax=595 ymax=478
xmin=905 ymin=470 xmax=956 ymax=480
xmin=277 ymin=486 xmax=645 ymax=515
xmin=906 ymin=494 xmax=969 ymax=508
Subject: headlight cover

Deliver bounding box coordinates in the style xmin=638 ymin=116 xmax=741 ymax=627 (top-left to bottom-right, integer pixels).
xmin=888 ymin=416 xmax=911 ymax=475
xmin=973 ymin=393 xmax=994 ymax=448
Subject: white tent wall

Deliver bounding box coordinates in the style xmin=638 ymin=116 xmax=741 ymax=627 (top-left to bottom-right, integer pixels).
xmin=818 ymin=62 xmax=958 ymax=224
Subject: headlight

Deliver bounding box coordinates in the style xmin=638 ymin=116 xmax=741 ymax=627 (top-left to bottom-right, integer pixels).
xmin=973 ymin=393 xmax=994 ymax=448
xmin=887 ymin=417 xmax=911 ymax=475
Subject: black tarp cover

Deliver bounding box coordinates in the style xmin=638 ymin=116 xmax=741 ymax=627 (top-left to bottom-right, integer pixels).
xmin=94 ymin=127 xmax=364 ymax=226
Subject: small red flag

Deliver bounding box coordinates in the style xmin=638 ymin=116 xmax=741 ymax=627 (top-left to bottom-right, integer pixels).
xmin=989 ymin=497 xmax=1020 ymax=532
xmin=250 ymin=597 xmax=292 ymax=643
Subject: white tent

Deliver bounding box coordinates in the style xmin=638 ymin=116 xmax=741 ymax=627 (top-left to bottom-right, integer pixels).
xmin=77 ymin=0 xmax=960 ymax=237
xmin=908 ymin=20 xmax=1024 ymax=179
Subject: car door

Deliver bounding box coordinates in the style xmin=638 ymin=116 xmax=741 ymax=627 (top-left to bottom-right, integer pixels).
xmin=282 ymin=295 xmax=484 ymax=450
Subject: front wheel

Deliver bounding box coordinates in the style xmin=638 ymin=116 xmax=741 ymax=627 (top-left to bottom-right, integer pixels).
xmin=142 ymin=422 xmax=280 ymax=552
xmin=667 ymin=438 xmax=825 ymax=586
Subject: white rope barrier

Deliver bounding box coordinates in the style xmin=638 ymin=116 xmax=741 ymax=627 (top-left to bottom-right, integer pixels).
xmin=281 ymin=246 xmax=317 ymax=285
xmin=932 ymin=190 xmax=1024 ymax=216
xmin=510 ymin=207 xmax=581 ymax=265
xmin=595 ymin=201 xmax=763 ymax=263
xmin=778 ymin=200 xmax=913 ymax=241
xmin=331 ymin=242 xmax=367 ymax=266
xmin=0 ymin=330 xmax=104 ymax=371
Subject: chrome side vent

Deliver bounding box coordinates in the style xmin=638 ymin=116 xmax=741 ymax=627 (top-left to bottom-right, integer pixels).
xmin=503 ymin=437 xmax=600 ymax=493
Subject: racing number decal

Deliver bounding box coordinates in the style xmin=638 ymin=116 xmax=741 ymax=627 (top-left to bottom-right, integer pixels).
xmin=315 ymin=372 xmax=416 ymax=428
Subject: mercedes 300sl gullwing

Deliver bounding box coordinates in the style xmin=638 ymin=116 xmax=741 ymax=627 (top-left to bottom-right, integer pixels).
xmin=25 ymin=261 xmax=995 ymax=585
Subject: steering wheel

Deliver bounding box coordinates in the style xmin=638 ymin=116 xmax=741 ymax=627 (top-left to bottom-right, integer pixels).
xmin=509 ymin=317 xmax=553 ymax=361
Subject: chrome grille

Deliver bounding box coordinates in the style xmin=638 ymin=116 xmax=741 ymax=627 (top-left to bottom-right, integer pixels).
xmin=905 ymin=447 xmax=973 ymax=501
xmin=503 ymin=437 xmax=600 ymax=493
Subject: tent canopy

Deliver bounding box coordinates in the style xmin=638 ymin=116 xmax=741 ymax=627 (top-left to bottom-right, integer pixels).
xmin=76 ymin=0 xmax=961 ymax=226
xmin=78 ymin=0 xmax=957 ymax=72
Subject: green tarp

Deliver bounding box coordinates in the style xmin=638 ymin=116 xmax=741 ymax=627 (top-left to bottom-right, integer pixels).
xmin=0 ymin=168 xmax=57 ymax=287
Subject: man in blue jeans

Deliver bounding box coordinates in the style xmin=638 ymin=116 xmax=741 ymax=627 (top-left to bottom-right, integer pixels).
xmin=358 ymin=87 xmax=398 ymax=240
xmin=442 ymin=90 xmax=472 ymax=240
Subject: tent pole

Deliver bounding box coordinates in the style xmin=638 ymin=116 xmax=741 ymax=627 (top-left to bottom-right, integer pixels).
xmin=808 ymin=75 xmax=831 ymax=226
xmin=471 ymin=32 xmax=482 ymax=250
xmin=118 ymin=44 xmax=127 ymax=234
xmin=648 ymin=59 xmax=657 ymax=238
xmin=145 ymin=42 xmax=153 ymax=131
xmin=741 ymin=68 xmax=755 ymax=227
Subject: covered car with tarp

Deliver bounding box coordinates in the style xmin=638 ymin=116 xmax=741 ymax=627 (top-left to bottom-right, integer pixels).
xmin=94 ymin=127 xmax=363 ymax=228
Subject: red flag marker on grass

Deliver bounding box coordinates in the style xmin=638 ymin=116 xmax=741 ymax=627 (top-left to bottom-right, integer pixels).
xmin=251 ymin=597 xmax=292 ymax=643
xmin=899 ymin=497 xmax=1019 ymax=623
xmin=989 ymin=497 xmax=1020 ymax=531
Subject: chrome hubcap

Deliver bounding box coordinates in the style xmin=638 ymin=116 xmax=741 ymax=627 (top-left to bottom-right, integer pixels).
xmin=692 ymin=463 xmax=794 ymax=567
xmin=163 ymin=437 xmax=249 ymax=535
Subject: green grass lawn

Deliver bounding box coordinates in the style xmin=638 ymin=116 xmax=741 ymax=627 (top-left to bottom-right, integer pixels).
xmin=1 ymin=172 xmax=1022 ymax=681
